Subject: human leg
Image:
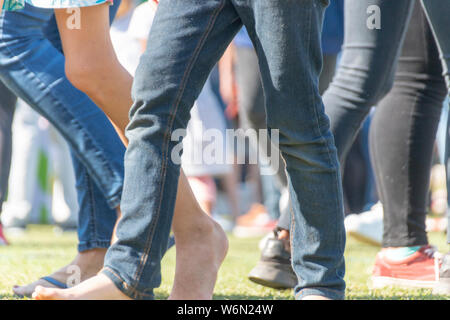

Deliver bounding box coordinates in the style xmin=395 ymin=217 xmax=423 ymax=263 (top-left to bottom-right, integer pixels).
xmin=34 ymin=0 xmax=242 ymax=300
xmin=0 ymin=5 xmax=125 ymax=206
xmin=323 ymin=0 xmax=415 ymax=163
xmin=239 ymin=0 xmax=345 ymax=299
xmin=369 ymin=2 xmax=447 ymax=289
xmin=420 ymin=0 xmax=450 ymax=295
xmin=370 ymin=2 xmax=446 ymax=249
xmin=0 ymin=4 xmax=123 ymax=295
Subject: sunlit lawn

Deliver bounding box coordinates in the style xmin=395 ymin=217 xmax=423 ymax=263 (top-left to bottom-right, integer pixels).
xmin=0 ymin=225 xmax=449 ymax=300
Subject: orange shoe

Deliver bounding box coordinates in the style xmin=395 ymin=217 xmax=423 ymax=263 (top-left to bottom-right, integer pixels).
xmin=372 ymin=245 xmax=442 ymax=289
xmin=0 ymin=223 xmax=9 ymax=246
xmin=236 ymin=203 xmax=267 ymax=225
xmin=233 ymin=203 xmax=277 ymax=238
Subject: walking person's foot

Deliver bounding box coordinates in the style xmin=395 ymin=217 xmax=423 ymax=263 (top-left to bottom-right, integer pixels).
xmin=433 ymin=252 xmax=450 ymax=295
xmin=248 ymin=229 xmax=297 ymax=289
xmin=13 ymin=248 xmax=107 ymax=297
xmin=32 ymin=273 xmax=131 ymax=300
xmin=344 ymin=202 xmax=383 ymax=246
xmin=372 ymin=245 xmax=442 ymax=289
xmin=169 ymin=217 xmax=228 ymax=300
xmin=33 ymin=214 xmax=228 ymax=300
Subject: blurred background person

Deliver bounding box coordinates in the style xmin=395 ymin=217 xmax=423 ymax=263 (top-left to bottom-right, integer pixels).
xmin=0 ymin=81 xmax=16 ymax=245
xmin=1 ymin=99 xmax=78 ymax=232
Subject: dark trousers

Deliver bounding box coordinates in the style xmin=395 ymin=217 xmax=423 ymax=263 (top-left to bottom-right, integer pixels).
xmin=370 ymin=3 xmax=447 ymax=247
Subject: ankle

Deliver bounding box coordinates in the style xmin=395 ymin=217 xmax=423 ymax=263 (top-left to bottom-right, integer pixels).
xmin=173 ymin=211 xmax=216 ymax=241
xmin=277 ymin=229 xmax=290 ymax=240
xmin=382 ymin=245 xmax=424 ymax=261
xmin=75 ymin=248 xmax=107 ymax=267
xmin=276 ymin=228 xmax=291 ymax=252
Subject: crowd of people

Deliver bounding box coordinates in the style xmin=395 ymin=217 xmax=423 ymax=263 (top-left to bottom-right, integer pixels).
xmin=0 ymin=0 xmax=449 ymax=300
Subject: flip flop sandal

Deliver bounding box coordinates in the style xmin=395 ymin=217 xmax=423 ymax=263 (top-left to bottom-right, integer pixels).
xmin=13 ymin=276 xmax=68 ymax=298
xmin=40 ymin=276 xmax=68 ymax=289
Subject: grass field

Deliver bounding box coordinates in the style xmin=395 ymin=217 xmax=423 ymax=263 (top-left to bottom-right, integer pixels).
xmin=0 ymin=225 xmax=449 ymax=300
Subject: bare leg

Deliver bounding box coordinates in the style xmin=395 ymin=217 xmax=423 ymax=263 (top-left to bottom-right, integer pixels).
xmin=33 ymin=4 xmax=227 ymax=300
xmin=170 ymin=173 xmax=228 ymax=300
xmin=187 ymin=175 xmax=217 ymax=215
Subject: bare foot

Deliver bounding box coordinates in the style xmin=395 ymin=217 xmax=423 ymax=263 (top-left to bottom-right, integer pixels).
xmin=13 ymin=248 xmax=106 ymax=297
xmin=169 ymin=218 xmax=228 ymax=300
xmin=32 ymin=273 xmax=131 ymax=300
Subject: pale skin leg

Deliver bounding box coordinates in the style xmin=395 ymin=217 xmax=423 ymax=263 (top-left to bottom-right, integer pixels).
xmin=33 ymin=4 xmax=227 ymax=300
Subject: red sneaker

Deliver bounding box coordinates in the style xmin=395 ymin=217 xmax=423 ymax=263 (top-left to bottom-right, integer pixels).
xmin=0 ymin=223 xmax=9 ymax=246
xmin=372 ymin=245 xmax=442 ymax=289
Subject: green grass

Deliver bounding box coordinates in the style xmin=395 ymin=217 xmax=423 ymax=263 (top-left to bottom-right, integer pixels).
xmin=0 ymin=225 xmax=449 ymax=300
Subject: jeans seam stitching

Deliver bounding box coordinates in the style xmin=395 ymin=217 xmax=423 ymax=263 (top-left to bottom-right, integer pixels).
xmin=87 ymin=170 xmax=99 ymax=242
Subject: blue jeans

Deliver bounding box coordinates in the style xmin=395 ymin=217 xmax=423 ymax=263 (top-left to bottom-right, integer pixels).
xmin=103 ymin=0 xmax=346 ymax=300
xmin=0 ymin=3 xmax=125 ymax=251
xmin=322 ymin=0 xmax=450 ymax=244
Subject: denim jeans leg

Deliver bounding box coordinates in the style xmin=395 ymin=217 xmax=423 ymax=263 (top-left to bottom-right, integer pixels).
xmin=235 ymin=0 xmax=345 ymax=300
xmin=71 ymin=153 xmax=116 ymax=252
xmin=0 ymin=4 xmax=124 ymax=250
xmin=0 ymin=4 xmax=125 ymax=208
xmin=322 ymin=0 xmax=415 ymax=163
xmin=420 ymin=0 xmax=450 ymax=243
xmin=102 ymin=0 xmax=243 ymax=300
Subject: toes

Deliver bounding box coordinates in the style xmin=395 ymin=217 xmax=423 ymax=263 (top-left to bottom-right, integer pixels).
xmin=12 ymin=285 xmax=30 ymax=297
xmin=33 ymin=285 xmax=58 ymax=300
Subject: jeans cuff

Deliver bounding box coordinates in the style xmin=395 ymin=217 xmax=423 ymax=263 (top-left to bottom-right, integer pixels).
xmin=78 ymin=240 xmax=111 ymax=252
xmin=101 ymin=266 xmax=155 ymax=300
xmin=295 ymin=287 xmax=345 ymax=300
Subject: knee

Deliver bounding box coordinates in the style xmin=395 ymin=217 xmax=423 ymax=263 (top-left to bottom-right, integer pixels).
xmin=329 ymin=54 xmax=397 ymax=107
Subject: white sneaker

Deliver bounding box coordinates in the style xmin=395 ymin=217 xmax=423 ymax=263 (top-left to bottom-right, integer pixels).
xmin=344 ymin=202 xmax=383 ymax=246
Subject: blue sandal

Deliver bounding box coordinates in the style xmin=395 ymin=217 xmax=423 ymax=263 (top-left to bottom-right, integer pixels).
xmin=40 ymin=276 xmax=68 ymax=289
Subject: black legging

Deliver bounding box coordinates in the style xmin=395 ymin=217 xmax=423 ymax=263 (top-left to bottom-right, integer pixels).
xmin=369 ymin=2 xmax=447 ymax=247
